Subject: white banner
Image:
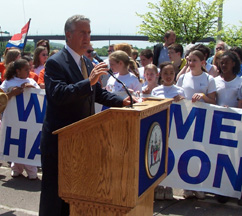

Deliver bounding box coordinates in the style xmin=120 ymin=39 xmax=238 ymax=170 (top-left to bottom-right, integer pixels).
xmin=162 ymin=100 xmax=242 ymax=198
xmin=0 ymin=88 xmax=45 ymax=166
xmin=0 ymin=90 xmax=241 ymax=198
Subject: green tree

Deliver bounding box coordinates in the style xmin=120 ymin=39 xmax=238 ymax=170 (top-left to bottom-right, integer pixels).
xmin=136 ymin=0 xmax=223 ymax=44
xmin=218 ymin=22 xmax=242 ymax=47
xmin=0 ymin=42 xmax=7 ymax=57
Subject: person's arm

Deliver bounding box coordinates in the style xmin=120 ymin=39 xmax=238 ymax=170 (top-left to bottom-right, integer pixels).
xmin=6 ymin=87 xmax=24 ymax=100
xmin=192 ymin=92 xmax=216 ymax=104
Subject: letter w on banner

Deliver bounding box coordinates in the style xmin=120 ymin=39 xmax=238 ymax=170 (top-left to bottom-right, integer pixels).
xmin=0 ymin=88 xmax=45 ymax=166
xmin=162 ymin=100 xmax=242 ymax=198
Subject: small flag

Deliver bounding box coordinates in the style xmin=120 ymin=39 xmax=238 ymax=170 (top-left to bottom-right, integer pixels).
xmin=6 ymin=19 xmax=31 ymax=49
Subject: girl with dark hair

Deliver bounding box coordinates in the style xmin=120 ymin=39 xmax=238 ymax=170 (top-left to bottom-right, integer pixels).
xmin=1 ymin=59 xmax=39 ymax=99
xmin=215 ymin=51 xmax=242 ymax=108
xmin=214 ymin=51 xmax=242 ymax=204
xmin=0 ymin=58 xmax=40 ymax=179
xmin=152 ymin=62 xmax=184 ymax=101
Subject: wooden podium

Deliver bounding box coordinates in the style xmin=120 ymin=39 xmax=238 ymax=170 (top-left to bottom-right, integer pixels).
xmin=53 ymin=98 xmax=173 ymax=216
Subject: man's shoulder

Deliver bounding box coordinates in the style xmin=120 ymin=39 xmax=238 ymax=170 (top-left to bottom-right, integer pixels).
xmin=154 ymin=43 xmax=164 ymax=49
xmin=47 ymin=48 xmax=67 ymax=64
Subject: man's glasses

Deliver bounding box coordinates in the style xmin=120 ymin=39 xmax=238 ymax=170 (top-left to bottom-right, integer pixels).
xmin=216 ymin=47 xmax=223 ymax=51
xmin=87 ymin=50 xmax=94 ymax=54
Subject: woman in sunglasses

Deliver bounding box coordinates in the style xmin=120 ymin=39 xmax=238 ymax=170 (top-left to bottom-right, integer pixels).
xmin=33 ymin=46 xmax=48 ymax=76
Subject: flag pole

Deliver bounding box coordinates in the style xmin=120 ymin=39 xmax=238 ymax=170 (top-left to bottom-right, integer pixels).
xmin=22 ymin=18 xmax=31 ymax=54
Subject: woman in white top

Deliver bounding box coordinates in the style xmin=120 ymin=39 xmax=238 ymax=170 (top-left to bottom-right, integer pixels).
xmin=215 ymin=51 xmax=242 ymax=108
xmin=106 ymin=50 xmax=142 ymax=98
xmin=177 ymin=50 xmax=216 ymax=104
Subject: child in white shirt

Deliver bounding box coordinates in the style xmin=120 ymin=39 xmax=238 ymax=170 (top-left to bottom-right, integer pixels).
xmin=177 ymin=50 xmax=216 ymax=104
xmin=152 ymin=62 xmax=184 ymax=101
xmin=106 ymin=50 xmax=142 ymax=98
xmin=177 ymin=50 xmax=216 ymax=199
xmin=0 ymin=59 xmax=40 ymax=180
xmin=215 ymin=51 xmax=242 ymax=108
xmin=152 ymin=62 xmax=184 ymax=201
xmin=142 ymin=64 xmax=159 ymax=97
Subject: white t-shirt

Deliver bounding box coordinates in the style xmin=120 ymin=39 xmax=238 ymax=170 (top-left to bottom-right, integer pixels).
xmin=177 ymin=72 xmax=216 ymax=101
xmin=0 ymin=77 xmax=40 ymax=93
xmin=106 ymin=72 xmax=142 ymax=95
xmin=151 ymin=85 xmax=185 ymax=98
xmin=34 ymin=65 xmax=44 ymax=76
xmin=215 ymin=75 xmax=242 ymax=107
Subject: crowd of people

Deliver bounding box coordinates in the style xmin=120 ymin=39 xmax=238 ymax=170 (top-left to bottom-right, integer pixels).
xmin=1 ymin=14 xmax=242 ymax=215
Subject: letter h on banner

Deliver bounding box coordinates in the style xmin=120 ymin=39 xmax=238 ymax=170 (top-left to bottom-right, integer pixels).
xmin=3 ymin=127 xmax=27 ymax=158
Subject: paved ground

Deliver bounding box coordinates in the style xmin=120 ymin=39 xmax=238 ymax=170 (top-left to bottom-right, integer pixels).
xmin=0 ymin=160 xmax=242 ymax=216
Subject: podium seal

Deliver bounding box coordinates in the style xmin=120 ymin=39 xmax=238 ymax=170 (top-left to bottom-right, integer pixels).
xmin=145 ymin=122 xmax=163 ymax=179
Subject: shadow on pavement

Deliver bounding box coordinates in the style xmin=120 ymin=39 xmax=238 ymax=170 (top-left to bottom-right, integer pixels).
xmin=0 ymin=211 xmax=16 ymax=216
xmin=1 ymin=175 xmax=41 ymax=192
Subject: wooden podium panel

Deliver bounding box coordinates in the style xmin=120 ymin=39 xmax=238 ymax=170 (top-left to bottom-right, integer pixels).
xmin=54 ymin=98 xmax=173 ymax=216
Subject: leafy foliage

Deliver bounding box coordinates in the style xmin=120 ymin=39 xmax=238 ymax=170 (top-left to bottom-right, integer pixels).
xmin=218 ymin=22 xmax=242 ymax=47
xmin=136 ymin=0 xmax=224 ymax=44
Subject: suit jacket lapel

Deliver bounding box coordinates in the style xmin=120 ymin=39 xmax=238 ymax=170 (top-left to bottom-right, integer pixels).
xmin=63 ymin=48 xmax=84 ymax=81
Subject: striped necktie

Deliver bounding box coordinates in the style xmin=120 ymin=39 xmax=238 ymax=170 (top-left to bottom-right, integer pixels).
xmin=80 ymin=56 xmax=88 ymax=79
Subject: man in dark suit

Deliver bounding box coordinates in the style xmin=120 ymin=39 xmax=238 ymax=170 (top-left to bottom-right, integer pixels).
xmin=39 ymin=15 xmax=133 ymax=216
xmin=153 ymin=30 xmax=176 ymax=67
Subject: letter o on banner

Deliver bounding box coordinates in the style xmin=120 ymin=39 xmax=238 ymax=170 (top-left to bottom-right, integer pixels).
xmin=167 ymin=147 xmax=175 ymax=175
xmin=178 ymin=150 xmax=211 ymax=184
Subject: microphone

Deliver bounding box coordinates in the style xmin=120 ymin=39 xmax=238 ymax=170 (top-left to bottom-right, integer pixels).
xmin=106 ymin=69 xmax=134 ymax=108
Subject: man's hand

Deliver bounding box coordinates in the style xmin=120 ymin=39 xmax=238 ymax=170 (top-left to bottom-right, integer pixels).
xmin=89 ymin=62 xmax=109 ymax=86
xmin=122 ymin=96 xmax=139 ymax=107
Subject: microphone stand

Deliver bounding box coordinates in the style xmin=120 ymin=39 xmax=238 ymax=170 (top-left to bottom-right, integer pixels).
xmin=107 ymin=69 xmax=134 ymax=108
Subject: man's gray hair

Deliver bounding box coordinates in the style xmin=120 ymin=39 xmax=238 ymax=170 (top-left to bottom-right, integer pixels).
xmin=64 ymin=15 xmax=90 ymax=33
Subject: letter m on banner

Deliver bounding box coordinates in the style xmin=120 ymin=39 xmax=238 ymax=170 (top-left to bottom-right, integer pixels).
xmin=170 ymin=103 xmax=206 ymax=142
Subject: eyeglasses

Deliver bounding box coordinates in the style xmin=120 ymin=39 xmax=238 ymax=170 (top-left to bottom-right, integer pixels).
xmin=216 ymin=47 xmax=223 ymax=51
xmin=108 ymin=50 xmax=113 ymax=53
xmin=42 ymin=54 xmax=49 ymax=57
xmin=87 ymin=49 xmax=94 ymax=54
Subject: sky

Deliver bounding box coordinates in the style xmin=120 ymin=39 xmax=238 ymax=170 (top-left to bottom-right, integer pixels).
xmin=0 ymin=0 xmax=241 ymax=48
